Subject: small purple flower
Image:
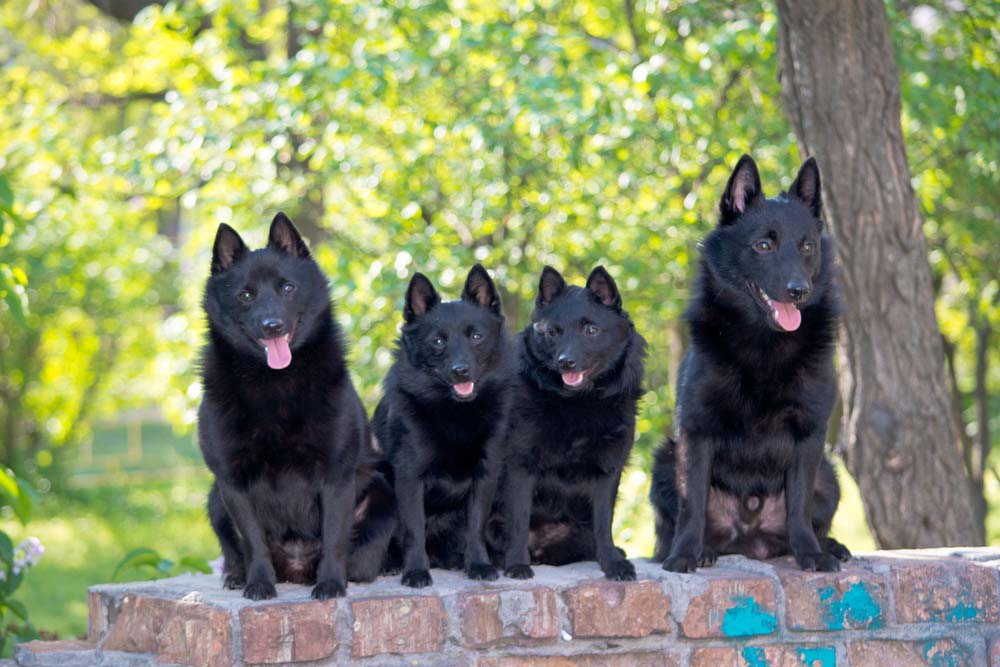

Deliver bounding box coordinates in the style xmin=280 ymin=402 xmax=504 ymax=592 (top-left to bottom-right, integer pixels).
xmin=209 ymin=555 xmax=225 ymax=577
xmin=12 ymin=537 xmax=44 ymax=575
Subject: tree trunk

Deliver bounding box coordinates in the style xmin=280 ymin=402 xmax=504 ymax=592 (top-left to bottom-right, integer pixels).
xmin=775 ymin=0 xmax=981 ymax=547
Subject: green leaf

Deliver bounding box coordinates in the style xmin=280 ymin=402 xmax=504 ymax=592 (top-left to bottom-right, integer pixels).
xmin=112 ymin=547 xmax=162 ymax=580
xmin=3 ymin=598 xmax=28 ymax=621
xmin=0 ymin=531 xmax=13 ymax=564
xmin=0 ymin=266 xmax=28 ymax=328
xmin=178 ymin=555 xmax=211 ymax=574
xmin=0 ymin=174 xmax=12 ymax=210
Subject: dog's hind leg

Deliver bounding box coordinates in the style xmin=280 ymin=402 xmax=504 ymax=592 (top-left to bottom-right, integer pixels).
xmin=208 ymin=481 xmax=246 ymax=589
xmin=650 ymin=440 xmax=680 ymax=562
xmin=811 ymin=457 xmax=851 ymax=562
xmin=348 ymin=474 xmax=397 ymax=583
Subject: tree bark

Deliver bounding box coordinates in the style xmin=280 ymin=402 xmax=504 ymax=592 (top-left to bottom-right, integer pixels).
xmin=775 ymin=0 xmax=981 ymax=547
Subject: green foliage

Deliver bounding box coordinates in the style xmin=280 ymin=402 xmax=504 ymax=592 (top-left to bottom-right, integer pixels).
xmin=0 ymin=469 xmax=42 ymax=655
xmin=112 ymin=547 xmax=211 ymax=581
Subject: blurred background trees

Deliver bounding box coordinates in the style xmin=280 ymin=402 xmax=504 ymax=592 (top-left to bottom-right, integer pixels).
xmin=0 ymin=0 xmax=997 ymax=640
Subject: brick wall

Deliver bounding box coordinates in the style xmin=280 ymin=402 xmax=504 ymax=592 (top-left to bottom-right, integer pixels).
xmin=14 ymin=548 xmax=1000 ymax=667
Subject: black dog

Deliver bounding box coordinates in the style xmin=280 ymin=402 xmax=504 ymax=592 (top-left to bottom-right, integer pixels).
xmin=199 ymin=213 xmax=396 ymax=600
xmin=652 ymin=155 xmax=850 ymax=573
xmin=493 ymin=266 xmax=645 ymax=581
xmin=373 ymin=265 xmax=511 ymax=587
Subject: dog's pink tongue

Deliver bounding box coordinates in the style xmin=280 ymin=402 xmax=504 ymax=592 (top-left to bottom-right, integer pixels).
xmin=774 ymin=302 xmax=802 ymax=332
xmin=453 ymin=382 xmax=475 ymax=397
xmin=263 ymin=337 xmax=292 ymax=370
xmin=562 ymin=371 xmax=585 ymax=387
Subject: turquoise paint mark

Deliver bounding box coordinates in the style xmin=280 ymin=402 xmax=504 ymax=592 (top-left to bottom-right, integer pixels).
xmin=818 ymin=582 xmax=883 ymax=629
xmin=796 ymin=646 xmax=837 ymax=667
xmin=741 ymin=647 xmax=768 ymax=667
xmin=721 ymin=595 xmax=778 ymax=637
xmin=944 ymin=591 xmax=980 ymax=622
xmin=921 ymin=641 xmax=967 ymax=667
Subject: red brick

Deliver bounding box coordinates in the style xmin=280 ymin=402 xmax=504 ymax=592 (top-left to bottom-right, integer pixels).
xmin=564 ymin=580 xmax=671 ymax=638
xmin=692 ymin=645 xmax=837 ymax=667
xmin=991 ymin=636 xmax=1000 ymax=667
xmin=459 ymin=587 xmax=558 ymax=647
xmin=778 ymin=567 xmax=888 ymax=631
xmin=680 ymin=572 xmax=777 ymax=638
xmin=100 ymin=594 xmax=232 ymax=667
xmin=87 ymin=591 xmax=114 ymax=642
xmin=478 ymin=653 xmax=679 ymax=667
xmin=239 ymin=600 xmax=337 ymax=664
xmin=890 ymin=558 xmax=999 ymax=623
xmin=848 ymin=638 xmax=971 ymax=666
xmin=351 ymin=595 xmax=444 ymax=657
xmin=14 ymin=639 xmax=96 ymax=665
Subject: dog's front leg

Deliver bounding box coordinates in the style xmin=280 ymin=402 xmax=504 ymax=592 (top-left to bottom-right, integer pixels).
xmin=593 ymin=467 xmax=636 ymax=580
xmin=502 ymin=466 xmax=536 ymax=579
xmin=662 ymin=433 xmax=714 ymax=573
xmin=313 ymin=475 xmax=355 ymax=599
xmin=218 ymin=481 xmax=277 ymax=600
xmin=395 ymin=473 xmax=432 ymax=587
xmin=464 ymin=456 xmax=500 ymax=581
xmin=786 ymin=433 xmax=839 ymax=571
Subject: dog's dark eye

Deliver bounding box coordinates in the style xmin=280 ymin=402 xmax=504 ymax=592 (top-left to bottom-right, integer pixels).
xmin=470 ymin=331 xmax=483 ymax=343
xmin=281 ymin=282 xmax=296 ymax=295
xmin=584 ymin=323 xmax=600 ymax=336
xmin=237 ymin=289 xmax=254 ymax=303
xmin=801 ymin=241 xmax=816 ymax=256
xmin=753 ymin=240 xmax=775 ymax=254
xmin=547 ymin=328 xmax=559 ymax=338
xmin=432 ymin=336 xmax=446 ymax=349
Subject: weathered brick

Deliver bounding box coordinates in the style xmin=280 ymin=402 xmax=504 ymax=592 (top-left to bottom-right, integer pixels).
xmin=479 ymin=653 xmax=679 ymax=667
xmin=87 ymin=590 xmax=115 ymax=642
xmin=351 ymin=595 xmax=444 ymax=657
xmin=848 ymin=638 xmax=972 ymax=667
xmin=13 ymin=640 xmax=97 ymax=667
xmin=100 ymin=594 xmax=232 ymax=667
xmin=779 ymin=567 xmax=888 ymax=631
xmin=564 ymin=580 xmax=671 ymax=638
xmin=459 ymin=587 xmax=558 ymax=647
xmin=239 ymin=600 xmax=336 ymax=664
xmin=692 ymin=645 xmax=837 ymax=667
xmin=890 ymin=558 xmax=1000 ymax=623
xmin=680 ymin=572 xmax=778 ymax=638
xmin=991 ymin=636 xmax=1000 ymax=667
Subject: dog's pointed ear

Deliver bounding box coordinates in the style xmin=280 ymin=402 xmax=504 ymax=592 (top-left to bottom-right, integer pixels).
xmin=585 ymin=265 xmax=622 ymax=309
xmin=461 ymin=263 xmax=502 ymax=315
xmin=719 ymin=154 xmax=763 ymax=224
xmin=536 ymin=266 xmax=566 ymax=308
xmin=267 ymin=212 xmax=311 ymax=258
xmin=404 ymin=272 xmax=440 ymax=323
xmin=789 ymin=156 xmax=823 ymax=219
xmin=211 ymin=223 xmax=249 ymax=275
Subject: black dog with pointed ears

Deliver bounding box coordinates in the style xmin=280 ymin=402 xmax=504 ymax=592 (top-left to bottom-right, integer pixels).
xmin=493 ymin=266 xmax=646 ymax=581
xmin=199 ymin=213 xmax=396 ymax=600
xmin=374 ymin=265 xmax=512 ymax=587
xmin=651 ymin=155 xmax=851 ymax=573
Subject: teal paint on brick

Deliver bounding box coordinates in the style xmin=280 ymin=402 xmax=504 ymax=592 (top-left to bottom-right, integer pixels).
xmin=796 ymin=646 xmax=837 ymax=666
xmin=741 ymin=646 xmax=769 ymax=667
xmin=721 ymin=595 xmax=777 ymax=637
xmin=944 ymin=592 xmax=980 ymax=622
xmin=818 ymin=582 xmax=883 ymax=629
xmin=922 ymin=640 xmax=967 ymax=667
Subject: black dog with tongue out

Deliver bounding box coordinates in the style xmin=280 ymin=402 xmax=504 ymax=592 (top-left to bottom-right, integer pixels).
xmin=199 ymin=213 xmax=396 ymax=600
xmin=651 ymin=154 xmax=851 ymax=573
xmin=491 ymin=265 xmax=646 ymax=581
xmin=373 ymin=264 xmax=512 ymax=587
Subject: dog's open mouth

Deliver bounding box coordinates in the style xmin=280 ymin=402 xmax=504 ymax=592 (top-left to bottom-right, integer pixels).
xmin=747 ymin=281 xmax=802 ymax=332
xmin=451 ymin=381 xmax=476 ymax=399
xmin=561 ymin=368 xmax=591 ymax=389
xmin=257 ymin=319 xmax=299 ymax=370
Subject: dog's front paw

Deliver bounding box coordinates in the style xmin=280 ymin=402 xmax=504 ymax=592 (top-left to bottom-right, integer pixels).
xmin=796 ymin=551 xmax=841 ymax=572
xmin=698 ymin=548 xmax=719 ymax=568
xmin=243 ymin=580 xmax=278 ymax=600
xmin=312 ymin=578 xmax=347 ymax=599
xmin=222 ymin=571 xmax=246 ymax=590
xmin=401 ymin=568 xmax=433 ymax=588
xmin=467 ymin=562 xmax=499 ymax=581
xmin=504 ymin=564 xmax=534 ymax=580
xmin=603 ymin=559 xmax=636 ymax=581
xmin=822 ymin=537 xmax=852 ymax=563
xmin=662 ymin=554 xmax=699 ymax=573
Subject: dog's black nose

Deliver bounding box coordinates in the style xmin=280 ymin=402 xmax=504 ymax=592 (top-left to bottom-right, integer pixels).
xmin=451 ymin=363 xmax=471 ymax=380
xmin=261 ymin=318 xmax=285 ymax=336
xmin=786 ymin=280 xmax=811 ymax=304
xmin=557 ymin=354 xmax=576 ymax=371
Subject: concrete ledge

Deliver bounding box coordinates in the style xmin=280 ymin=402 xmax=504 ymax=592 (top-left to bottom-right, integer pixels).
xmin=14 ymin=548 xmax=1000 ymax=666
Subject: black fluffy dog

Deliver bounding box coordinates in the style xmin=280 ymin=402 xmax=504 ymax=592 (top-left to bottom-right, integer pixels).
xmin=652 ymin=155 xmax=851 ymax=573
xmin=493 ymin=266 xmax=645 ymax=581
xmin=199 ymin=213 xmax=396 ymax=600
xmin=373 ymin=265 xmax=511 ymax=587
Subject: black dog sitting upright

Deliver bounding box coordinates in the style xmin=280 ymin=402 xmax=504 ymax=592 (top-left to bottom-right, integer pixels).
xmin=496 ymin=266 xmax=645 ymax=581
xmin=374 ymin=264 xmax=511 ymax=587
xmin=199 ymin=213 xmax=396 ymax=600
xmin=652 ymin=155 xmax=851 ymax=573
